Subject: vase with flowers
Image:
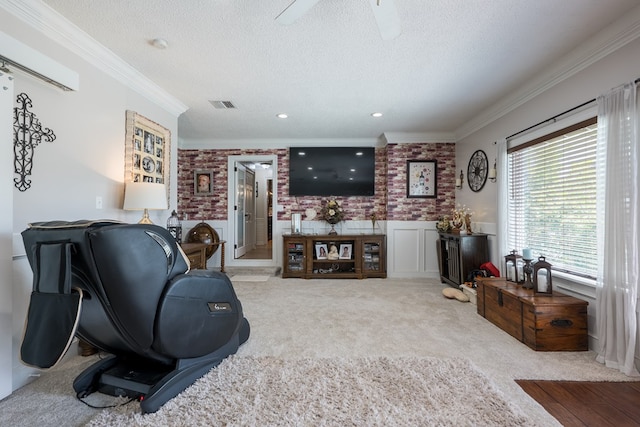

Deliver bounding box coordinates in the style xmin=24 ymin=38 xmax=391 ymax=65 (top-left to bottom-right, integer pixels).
xmin=320 ymin=199 xmax=345 ymax=235
xmin=451 ymin=205 xmax=473 ymax=234
xmin=435 ymin=215 xmax=452 ymax=233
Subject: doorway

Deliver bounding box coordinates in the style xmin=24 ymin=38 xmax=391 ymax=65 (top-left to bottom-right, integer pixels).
xmin=227 ymin=155 xmax=276 ymax=262
xmin=233 ymin=162 xmax=255 ymax=258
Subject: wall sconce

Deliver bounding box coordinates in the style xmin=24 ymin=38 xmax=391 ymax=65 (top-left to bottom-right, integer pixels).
xmin=455 ymin=170 xmax=463 ymax=189
xmin=489 ymin=160 xmax=497 ymax=183
xmin=123 ymin=182 xmax=168 ymax=224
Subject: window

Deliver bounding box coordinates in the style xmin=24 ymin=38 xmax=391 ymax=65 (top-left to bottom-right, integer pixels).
xmin=508 ymin=117 xmax=597 ymax=279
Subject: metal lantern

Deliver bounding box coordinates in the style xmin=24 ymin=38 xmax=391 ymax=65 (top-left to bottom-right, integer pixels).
xmin=504 ymin=250 xmax=523 ymax=284
xmin=166 ymin=210 xmax=182 ymax=243
xmin=533 ymin=256 xmax=553 ymax=295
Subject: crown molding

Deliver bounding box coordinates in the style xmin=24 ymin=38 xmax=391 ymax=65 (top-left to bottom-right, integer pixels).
xmin=382 ymin=132 xmax=456 ymax=144
xmin=179 ymin=137 xmax=384 ymax=150
xmin=1 ymin=0 xmax=188 ymax=117
xmin=455 ymin=4 xmax=640 ymax=140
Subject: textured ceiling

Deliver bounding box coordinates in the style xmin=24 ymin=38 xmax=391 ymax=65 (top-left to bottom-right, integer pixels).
xmin=42 ymin=0 xmax=640 ymax=145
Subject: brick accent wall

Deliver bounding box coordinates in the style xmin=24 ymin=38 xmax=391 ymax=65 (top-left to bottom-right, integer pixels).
xmin=178 ymin=148 xmax=284 ymax=221
xmin=177 ymin=143 xmax=455 ymax=222
xmin=386 ymin=142 xmax=456 ymax=221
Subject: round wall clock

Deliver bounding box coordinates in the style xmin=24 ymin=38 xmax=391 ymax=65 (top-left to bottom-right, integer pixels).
xmin=467 ymin=150 xmax=488 ymax=192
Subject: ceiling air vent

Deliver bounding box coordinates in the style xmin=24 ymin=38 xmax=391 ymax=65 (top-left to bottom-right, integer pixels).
xmin=209 ymin=100 xmax=236 ymax=109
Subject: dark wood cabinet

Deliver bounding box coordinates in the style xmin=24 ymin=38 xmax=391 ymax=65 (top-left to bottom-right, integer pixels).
xmin=282 ymin=236 xmax=307 ymax=278
xmin=437 ymin=233 xmax=488 ymax=287
xmin=282 ymin=234 xmax=386 ymax=279
xmin=360 ymin=236 xmax=386 ymax=278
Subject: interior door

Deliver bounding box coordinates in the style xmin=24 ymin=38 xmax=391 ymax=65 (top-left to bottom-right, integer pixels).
xmin=234 ymin=163 xmax=256 ymax=258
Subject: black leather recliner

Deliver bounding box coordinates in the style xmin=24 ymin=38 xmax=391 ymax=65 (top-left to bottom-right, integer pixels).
xmin=20 ymin=220 xmax=250 ymax=413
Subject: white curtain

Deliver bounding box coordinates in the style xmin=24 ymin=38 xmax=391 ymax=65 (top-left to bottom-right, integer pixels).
xmin=595 ymin=81 xmax=640 ymax=377
xmin=496 ymin=138 xmax=509 ymax=265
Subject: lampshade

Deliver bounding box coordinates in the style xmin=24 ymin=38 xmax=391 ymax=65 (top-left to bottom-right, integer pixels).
xmin=123 ymin=182 xmax=168 ymax=224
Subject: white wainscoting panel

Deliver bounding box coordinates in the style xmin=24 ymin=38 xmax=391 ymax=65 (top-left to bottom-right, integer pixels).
xmin=386 ymin=221 xmax=497 ymax=279
xmin=391 ymin=228 xmax=421 ymax=274
xmin=423 ymin=228 xmax=441 ymax=276
xmin=386 ymin=221 xmax=440 ymax=278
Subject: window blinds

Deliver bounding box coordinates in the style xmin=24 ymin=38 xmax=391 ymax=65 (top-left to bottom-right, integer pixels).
xmin=507 ymin=117 xmax=598 ymax=279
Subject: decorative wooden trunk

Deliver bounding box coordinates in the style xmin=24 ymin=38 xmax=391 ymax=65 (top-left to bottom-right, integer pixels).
xmin=477 ymin=278 xmax=588 ymax=351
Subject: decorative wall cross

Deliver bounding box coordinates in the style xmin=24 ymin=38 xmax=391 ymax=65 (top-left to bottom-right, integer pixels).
xmin=13 ymin=92 xmax=56 ymax=192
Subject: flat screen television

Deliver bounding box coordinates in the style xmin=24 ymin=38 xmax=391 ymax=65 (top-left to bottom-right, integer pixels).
xmin=289 ymin=147 xmax=375 ymax=196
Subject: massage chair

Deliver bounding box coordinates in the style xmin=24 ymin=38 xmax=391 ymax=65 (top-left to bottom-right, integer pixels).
xmin=20 ymin=220 xmax=250 ymax=413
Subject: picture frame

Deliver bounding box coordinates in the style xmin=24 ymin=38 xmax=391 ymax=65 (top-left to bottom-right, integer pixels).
xmin=339 ymin=243 xmax=352 ymax=260
xmin=315 ymin=243 xmax=328 ymax=259
xmin=406 ymin=160 xmax=437 ymax=198
xmin=194 ymin=170 xmax=214 ymax=195
xmin=124 ymin=111 xmax=171 ymax=186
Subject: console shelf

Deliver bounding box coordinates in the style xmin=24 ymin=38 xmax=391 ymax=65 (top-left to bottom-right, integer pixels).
xmin=282 ymin=234 xmax=386 ymax=279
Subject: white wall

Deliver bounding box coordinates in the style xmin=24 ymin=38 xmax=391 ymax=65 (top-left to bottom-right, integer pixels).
xmin=455 ymin=32 xmax=640 ymax=350
xmin=1 ymin=5 xmax=181 ymax=393
xmin=456 ymin=37 xmax=640 ymax=226
xmin=0 ymin=67 xmax=15 ymax=400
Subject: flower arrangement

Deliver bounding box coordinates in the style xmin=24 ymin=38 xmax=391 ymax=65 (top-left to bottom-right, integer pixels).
xmin=320 ymin=199 xmax=345 ymax=224
xmin=452 ymin=204 xmax=473 ymax=233
xmin=435 ymin=215 xmax=452 ymax=232
xmin=436 ymin=206 xmax=473 ymax=233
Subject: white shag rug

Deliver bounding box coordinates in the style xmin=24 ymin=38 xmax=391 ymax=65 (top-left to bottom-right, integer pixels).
xmin=230 ymin=275 xmax=271 ymax=282
xmin=87 ymin=355 xmax=531 ymax=426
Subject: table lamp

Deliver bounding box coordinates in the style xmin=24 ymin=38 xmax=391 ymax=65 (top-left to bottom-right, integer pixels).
xmin=123 ymin=182 xmax=168 ymax=224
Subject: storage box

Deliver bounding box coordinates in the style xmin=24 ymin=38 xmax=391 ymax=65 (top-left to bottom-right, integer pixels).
xmin=476 ymin=278 xmax=588 ymax=351
xmin=459 ymin=284 xmax=477 ymax=305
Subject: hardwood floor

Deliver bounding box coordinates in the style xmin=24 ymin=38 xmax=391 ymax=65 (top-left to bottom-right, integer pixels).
xmin=517 ymin=380 xmax=640 ymax=426
xmin=239 ymin=241 xmax=272 ymax=259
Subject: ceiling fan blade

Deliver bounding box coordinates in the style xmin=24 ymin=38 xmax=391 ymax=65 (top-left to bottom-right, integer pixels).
xmin=275 ymin=0 xmax=322 ymax=25
xmin=369 ymin=0 xmax=402 ymax=40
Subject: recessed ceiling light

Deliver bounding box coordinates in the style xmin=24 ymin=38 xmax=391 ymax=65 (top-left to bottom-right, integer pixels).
xmin=371 ymin=112 xmax=383 ymax=118
xmin=276 ymin=113 xmax=288 ymax=119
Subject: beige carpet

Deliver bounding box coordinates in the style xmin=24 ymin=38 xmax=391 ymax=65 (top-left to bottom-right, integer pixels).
xmin=230 ymin=275 xmax=271 ymax=282
xmin=0 ymin=277 xmax=634 ymax=426
xmin=88 ymin=356 xmax=530 ymax=426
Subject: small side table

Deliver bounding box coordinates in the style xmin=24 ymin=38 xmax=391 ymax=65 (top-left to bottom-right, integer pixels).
xmin=213 ymin=240 xmax=226 ymax=273
xmin=180 ymin=242 xmax=208 ymax=269
xmin=180 ymin=241 xmax=226 ymax=272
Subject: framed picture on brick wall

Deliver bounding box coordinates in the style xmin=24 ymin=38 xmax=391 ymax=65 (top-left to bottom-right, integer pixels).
xmin=406 ymin=160 xmax=437 ymax=198
xmin=194 ymin=170 xmax=214 ymax=195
